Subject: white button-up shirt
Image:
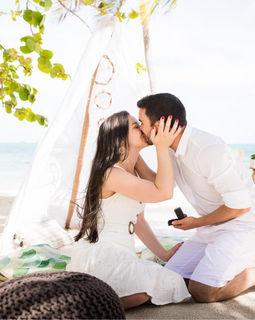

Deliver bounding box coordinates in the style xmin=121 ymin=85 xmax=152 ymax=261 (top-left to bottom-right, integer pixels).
xmin=169 ymin=125 xmax=255 ymax=225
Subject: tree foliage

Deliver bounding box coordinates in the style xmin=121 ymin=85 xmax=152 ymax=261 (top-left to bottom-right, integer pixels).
xmin=0 ymin=0 xmax=69 ymax=127
xmin=1 ymin=0 xmax=178 ymax=127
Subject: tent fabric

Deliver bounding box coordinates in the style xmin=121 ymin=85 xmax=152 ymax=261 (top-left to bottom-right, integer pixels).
xmin=0 ymin=17 xmax=148 ymax=256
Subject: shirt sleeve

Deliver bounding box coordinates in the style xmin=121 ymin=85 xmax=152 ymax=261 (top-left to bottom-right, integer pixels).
xmin=198 ymin=144 xmax=251 ymax=209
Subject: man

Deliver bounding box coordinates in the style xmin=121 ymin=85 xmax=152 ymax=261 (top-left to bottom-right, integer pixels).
xmin=136 ymin=93 xmax=255 ymax=303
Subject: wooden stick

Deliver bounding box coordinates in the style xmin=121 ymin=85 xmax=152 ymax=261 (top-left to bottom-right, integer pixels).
xmin=65 ymin=64 xmax=99 ymax=229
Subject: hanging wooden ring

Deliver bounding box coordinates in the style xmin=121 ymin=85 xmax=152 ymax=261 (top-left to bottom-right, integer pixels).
xmin=94 ymin=55 xmax=115 ymax=86
xmin=94 ymin=91 xmax=112 ymax=110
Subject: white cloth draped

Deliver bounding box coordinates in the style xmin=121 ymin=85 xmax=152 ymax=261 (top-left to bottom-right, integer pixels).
xmin=0 ymin=17 xmax=148 ymax=256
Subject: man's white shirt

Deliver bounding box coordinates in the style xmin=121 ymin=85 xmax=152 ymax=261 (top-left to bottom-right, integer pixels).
xmin=169 ymin=124 xmax=255 ymax=232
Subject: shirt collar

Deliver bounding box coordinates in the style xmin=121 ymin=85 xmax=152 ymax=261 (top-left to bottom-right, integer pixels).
xmin=169 ymin=124 xmax=193 ymax=158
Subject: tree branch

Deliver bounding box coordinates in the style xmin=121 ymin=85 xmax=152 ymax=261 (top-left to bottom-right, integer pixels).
xmin=0 ymin=79 xmax=4 ymax=108
xmin=0 ymin=44 xmax=28 ymax=71
xmin=57 ymin=0 xmax=92 ymax=33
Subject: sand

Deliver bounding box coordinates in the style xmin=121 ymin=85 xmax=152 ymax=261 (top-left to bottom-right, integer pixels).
xmin=1 ymin=194 xmax=255 ymax=319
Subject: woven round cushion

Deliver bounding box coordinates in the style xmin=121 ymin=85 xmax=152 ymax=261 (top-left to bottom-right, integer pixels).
xmin=0 ymin=271 xmax=126 ymax=319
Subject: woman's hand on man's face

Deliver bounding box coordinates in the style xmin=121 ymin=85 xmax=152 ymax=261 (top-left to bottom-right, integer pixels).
xmin=150 ymin=115 xmax=182 ymax=149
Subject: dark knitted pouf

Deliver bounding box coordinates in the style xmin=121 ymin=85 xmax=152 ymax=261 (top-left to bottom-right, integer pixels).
xmin=0 ymin=271 xmax=126 ymax=319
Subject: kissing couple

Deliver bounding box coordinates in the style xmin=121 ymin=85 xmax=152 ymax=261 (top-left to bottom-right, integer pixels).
xmin=67 ymin=93 xmax=255 ymax=309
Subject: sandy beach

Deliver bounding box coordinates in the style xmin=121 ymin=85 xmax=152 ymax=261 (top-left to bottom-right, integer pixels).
xmin=1 ymin=193 xmax=255 ymax=319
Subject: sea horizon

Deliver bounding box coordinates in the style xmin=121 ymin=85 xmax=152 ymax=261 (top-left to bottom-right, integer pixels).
xmin=0 ymin=142 xmax=254 ymax=197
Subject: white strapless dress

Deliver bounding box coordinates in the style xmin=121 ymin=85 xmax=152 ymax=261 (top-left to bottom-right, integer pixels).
xmin=67 ymin=174 xmax=190 ymax=304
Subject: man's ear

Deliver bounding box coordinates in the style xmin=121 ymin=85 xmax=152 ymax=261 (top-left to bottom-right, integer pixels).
xmin=154 ymin=120 xmax=160 ymax=131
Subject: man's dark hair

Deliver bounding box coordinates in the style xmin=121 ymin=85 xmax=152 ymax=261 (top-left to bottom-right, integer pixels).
xmin=137 ymin=93 xmax=187 ymax=128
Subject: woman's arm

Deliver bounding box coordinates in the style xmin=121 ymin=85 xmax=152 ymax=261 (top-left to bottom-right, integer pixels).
xmin=135 ymin=155 xmax=156 ymax=182
xmin=135 ymin=211 xmax=183 ymax=262
xmin=104 ymin=116 xmax=181 ymax=203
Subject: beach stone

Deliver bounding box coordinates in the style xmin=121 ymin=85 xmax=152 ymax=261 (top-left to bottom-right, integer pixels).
xmin=0 ymin=271 xmax=125 ymax=319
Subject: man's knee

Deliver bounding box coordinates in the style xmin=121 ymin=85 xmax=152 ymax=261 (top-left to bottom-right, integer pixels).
xmin=188 ymin=280 xmax=219 ymax=303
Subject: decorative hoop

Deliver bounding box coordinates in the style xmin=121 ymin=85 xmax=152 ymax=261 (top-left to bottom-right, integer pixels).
xmin=94 ymin=91 xmax=112 ymax=110
xmin=97 ymin=118 xmax=105 ymax=127
xmin=94 ymin=55 xmax=115 ymax=86
xmin=128 ymin=221 xmax=134 ymax=235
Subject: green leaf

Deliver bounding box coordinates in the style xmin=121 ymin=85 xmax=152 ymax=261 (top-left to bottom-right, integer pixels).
xmin=10 ymin=82 xmax=19 ymax=93
xmin=34 ymin=42 xmax=42 ymax=54
xmin=31 ymin=11 xmax=43 ymax=28
xmin=24 ymin=84 xmax=31 ymax=91
xmin=45 ymin=0 xmax=53 ymax=11
xmin=136 ymin=62 xmax=147 ymax=74
xmin=33 ymin=33 xmax=43 ymax=44
xmin=33 ymin=88 xmax=38 ymax=95
xmin=39 ymin=14 xmax=46 ymax=27
xmin=0 ymin=256 xmax=11 ymax=269
xmin=50 ymin=66 xmax=60 ymax=78
xmin=26 ymin=38 xmax=36 ymax=51
xmin=3 ymin=51 xmax=14 ymax=62
xmin=13 ymin=268 xmax=29 ymax=277
xmin=129 ymin=10 xmax=139 ymax=19
xmin=14 ymin=108 xmax=27 ymax=121
xmin=5 ymin=105 xmax=12 ymax=113
xmin=38 ymin=56 xmax=46 ymax=65
xmin=3 ymin=80 xmax=12 ymax=87
xmin=53 ymin=63 xmax=64 ymax=73
xmin=35 ymin=114 xmax=45 ymax=125
xmin=39 ymin=25 xmax=45 ymax=34
xmin=11 ymin=10 xmax=16 ymax=21
xmin=20 ymin=35 xmax=34 ymax=42
xmin=26 ymin=110 xmax=36 ymax=121
xmin=23 ymin=10 xmax=33 ymax=24
xmin=45 ymin=60 xmax=52 ymax=68
xmin=19 ymin=249 xmax=36 ymax=259
xmin=20 ymin=46 xmax=33 ymax=54
xmin=38 ymin=63 xmax=51 ymax=74
xmin=11 ymin=94 xmax=17 ymax=106
xmin=40 ymin=49 xmax=53 ymax=60
xmin=33 ymin=0 xmax=40 ymax=3
xmin=28 ymin=94 xmax=35 ymax=104
xmin=84 ymin=0 xmax=94 ymax=4
xmin=19 ymin=88 xmax=29 ymax=101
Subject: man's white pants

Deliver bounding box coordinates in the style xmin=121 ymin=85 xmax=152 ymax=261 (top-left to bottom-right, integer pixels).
xmin=165 ymin=220 xmax=255 ymax=288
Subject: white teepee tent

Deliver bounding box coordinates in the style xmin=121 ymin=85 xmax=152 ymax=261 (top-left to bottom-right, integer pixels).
xmin=0 ymin=17 xmax=148 ymax=256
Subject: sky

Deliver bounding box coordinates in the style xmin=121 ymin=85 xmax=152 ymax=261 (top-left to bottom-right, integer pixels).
xmin=0 ymin=0 xmax=255 ymax=144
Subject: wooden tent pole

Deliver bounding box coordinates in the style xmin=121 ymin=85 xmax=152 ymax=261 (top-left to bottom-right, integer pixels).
xmin=65 ymin=64 xmax=100 ymax=229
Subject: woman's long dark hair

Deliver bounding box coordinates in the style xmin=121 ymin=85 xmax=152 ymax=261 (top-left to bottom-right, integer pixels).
xmin=75 ymin=111 xmax=130 ymax=243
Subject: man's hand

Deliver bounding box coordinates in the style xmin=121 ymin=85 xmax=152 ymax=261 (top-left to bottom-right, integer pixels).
xmin=172 ymin=216 xmax=198 ymax=230
xmin=172 ymin=205 xmax=251 ymax=231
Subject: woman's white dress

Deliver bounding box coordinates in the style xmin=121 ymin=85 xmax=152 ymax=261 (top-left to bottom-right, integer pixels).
xmin=67 ymin=169 xmax=190 ymax=305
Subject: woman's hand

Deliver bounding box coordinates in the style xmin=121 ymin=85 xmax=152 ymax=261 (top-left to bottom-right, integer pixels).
xmin=150 ymin=115 xmax=182 ymax=149
xmin=161 ymin=242 xmax=183 ymax=262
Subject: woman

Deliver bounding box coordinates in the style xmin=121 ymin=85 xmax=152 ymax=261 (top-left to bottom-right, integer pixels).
xmin=67 ymin=111 xmax=190 ymax=308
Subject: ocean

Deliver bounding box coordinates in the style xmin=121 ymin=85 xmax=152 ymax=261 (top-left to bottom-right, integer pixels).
xmin=0 ymin=143 xmax=254 ymax=196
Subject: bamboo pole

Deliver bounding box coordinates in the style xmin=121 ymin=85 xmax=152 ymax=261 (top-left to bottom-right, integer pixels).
xmin=65 ymin=64 xmax=100 ymax=229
